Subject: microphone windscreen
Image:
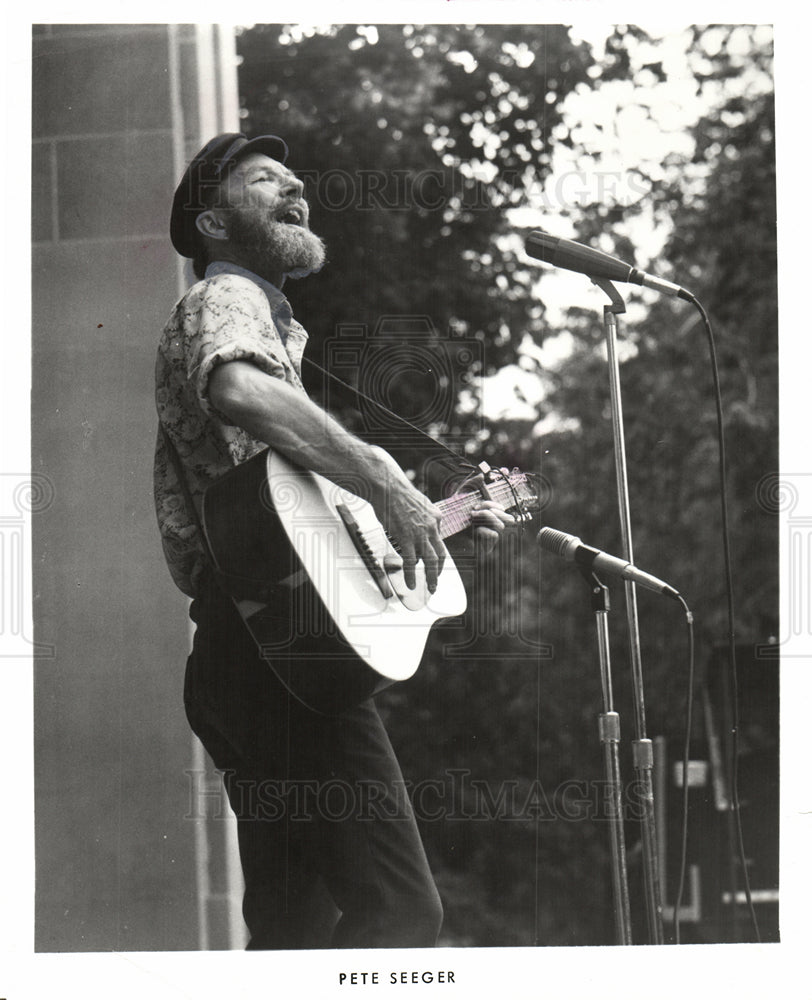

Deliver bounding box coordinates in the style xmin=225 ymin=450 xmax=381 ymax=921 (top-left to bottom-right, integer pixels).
xmin=536 ymin=526 xmax=573 ymax=556
xmin=526 ymin=231 xmax=633 ymax=283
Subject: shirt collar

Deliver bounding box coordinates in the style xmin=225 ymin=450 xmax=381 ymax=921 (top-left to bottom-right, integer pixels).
xmin=205 ymin=261 xmax=293 ymax=341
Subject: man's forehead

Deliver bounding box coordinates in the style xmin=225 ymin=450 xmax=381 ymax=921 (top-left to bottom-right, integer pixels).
xmin=229 ymin=152 xmax=291 ymax=178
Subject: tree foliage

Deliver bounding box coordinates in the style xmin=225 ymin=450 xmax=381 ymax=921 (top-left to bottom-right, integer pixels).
xmin=239 ymin=25 xmax=592 ymax=436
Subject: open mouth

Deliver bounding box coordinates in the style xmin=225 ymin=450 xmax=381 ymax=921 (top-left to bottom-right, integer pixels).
xmin=277 ymin=205 xmax=306 ymax=226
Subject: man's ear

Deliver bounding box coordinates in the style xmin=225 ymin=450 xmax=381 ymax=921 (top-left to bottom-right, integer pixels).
xmin=195 ymin=210 xmax=229 ymax=242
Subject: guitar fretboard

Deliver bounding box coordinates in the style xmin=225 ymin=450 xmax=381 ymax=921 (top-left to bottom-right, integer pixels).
xmin=435 ymin=478 xmax=526 ymax=539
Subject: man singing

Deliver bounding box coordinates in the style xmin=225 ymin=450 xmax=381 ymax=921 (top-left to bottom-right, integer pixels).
xmin=154 ymin=133 xmax=512 ymax=949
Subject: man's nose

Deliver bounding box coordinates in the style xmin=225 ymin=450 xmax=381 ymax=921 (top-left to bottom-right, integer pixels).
xmin=282 ymin=176 xmax=304 ymax=200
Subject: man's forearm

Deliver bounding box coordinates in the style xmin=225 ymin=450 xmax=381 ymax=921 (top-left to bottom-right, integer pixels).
xmin=207 ymin=360 xmax=506 ymax=586
xmin=209 ymin=360 xmax=393 ymax=496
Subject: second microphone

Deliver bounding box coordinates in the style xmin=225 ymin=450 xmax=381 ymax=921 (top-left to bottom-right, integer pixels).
xmin=537 ymin=526 xmax=681 ymax=602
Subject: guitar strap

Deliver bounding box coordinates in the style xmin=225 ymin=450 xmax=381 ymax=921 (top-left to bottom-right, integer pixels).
xmin=301 ymin=356 xmax=482 ymax=495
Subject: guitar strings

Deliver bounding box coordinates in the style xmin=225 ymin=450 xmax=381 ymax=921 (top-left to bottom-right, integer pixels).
xmin=436 ymin=480 xmax=525 ymax=536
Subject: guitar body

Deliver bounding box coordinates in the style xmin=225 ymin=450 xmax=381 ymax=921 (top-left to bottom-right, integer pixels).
xmin=201 ymin=449 xmax=467 ymax=714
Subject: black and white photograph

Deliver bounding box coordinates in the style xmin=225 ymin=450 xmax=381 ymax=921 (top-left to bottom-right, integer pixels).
xmin=4 ymin=4 xmax=808 ymax=997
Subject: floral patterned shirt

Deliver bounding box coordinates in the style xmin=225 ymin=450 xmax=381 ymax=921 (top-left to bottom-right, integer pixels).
xmin=154 ymin=261 xmax=310 ymax=597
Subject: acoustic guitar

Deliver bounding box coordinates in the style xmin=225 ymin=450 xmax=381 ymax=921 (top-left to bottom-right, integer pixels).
xmin=202 ymin=448 xmax=537 ymax=713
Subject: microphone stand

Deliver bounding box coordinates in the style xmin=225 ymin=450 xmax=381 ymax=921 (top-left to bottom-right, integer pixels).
xmin=580 ymin=566 xmax=633 ymax=944
xmin=590 ymin=277 xmax=665 ymax=944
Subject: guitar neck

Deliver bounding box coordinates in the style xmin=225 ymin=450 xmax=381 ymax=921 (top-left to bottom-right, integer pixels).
xmin=435 ymin=480 xmax=521 ymax=539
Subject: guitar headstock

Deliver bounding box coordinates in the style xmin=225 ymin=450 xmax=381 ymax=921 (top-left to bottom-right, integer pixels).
xmin=480 ymin=463 xmax=544 ymax=521
xmin=438 ymin=463 xmax=547 ymax=538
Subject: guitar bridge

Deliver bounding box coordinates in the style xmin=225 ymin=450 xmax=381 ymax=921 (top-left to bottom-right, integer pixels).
xmin=336 ymin=504 xmax=394 ymax=599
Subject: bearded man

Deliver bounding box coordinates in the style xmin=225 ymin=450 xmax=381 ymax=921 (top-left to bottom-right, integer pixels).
xmin=154 ymin=133 xmax=511 ymax=950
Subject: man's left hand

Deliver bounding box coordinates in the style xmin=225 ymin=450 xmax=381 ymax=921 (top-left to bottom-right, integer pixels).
xmin=470 ymin=501 xmax=518 ymax=554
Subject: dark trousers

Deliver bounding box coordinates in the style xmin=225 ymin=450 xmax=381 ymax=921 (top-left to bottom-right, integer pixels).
xmin=184 ymin=575 xmax=443 ymax=949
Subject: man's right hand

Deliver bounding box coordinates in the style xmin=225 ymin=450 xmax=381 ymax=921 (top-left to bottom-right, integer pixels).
xmin=367 ymin=447 xmax=447 ymax=593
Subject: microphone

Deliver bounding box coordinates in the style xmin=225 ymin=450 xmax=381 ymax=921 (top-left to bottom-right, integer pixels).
xmin=537 ymin=526 xmax=681 ymax=602
xmin=525 ymin=230 xmax=693 ymax=302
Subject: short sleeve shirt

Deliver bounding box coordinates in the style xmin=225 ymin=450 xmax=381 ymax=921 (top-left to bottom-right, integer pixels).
xmin=154 ymin=261 xmax=310 ymax=597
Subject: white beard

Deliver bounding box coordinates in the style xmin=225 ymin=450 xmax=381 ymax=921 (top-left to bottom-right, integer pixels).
xmin=228 ymin=209 xmax=327 ymax=279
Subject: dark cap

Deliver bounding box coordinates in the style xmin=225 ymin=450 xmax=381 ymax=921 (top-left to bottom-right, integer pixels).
xmin=170 ymin=132 xmax=289 ymax=258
